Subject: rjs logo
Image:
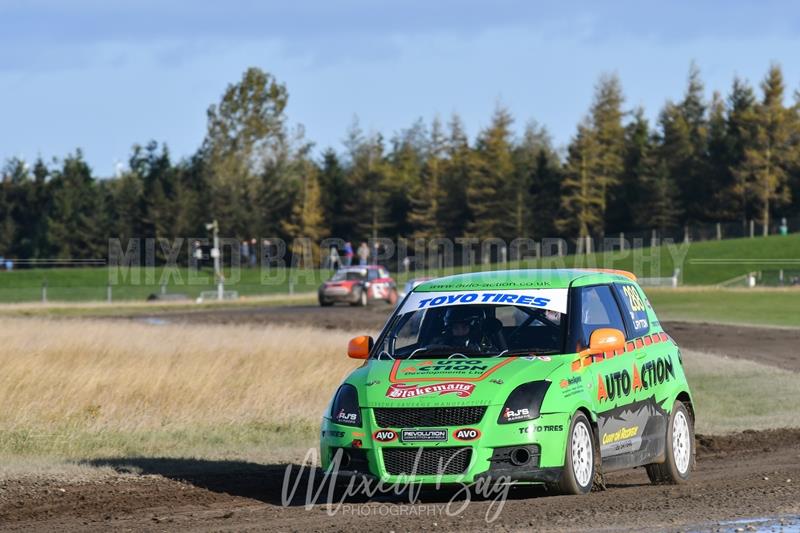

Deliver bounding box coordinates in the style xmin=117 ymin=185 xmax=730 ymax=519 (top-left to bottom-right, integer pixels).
xmin=336 ymin=409 xmax=358 ymax=423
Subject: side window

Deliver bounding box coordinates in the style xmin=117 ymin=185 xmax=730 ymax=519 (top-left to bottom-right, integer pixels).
xmin=578 ymin=285 xmax=626 ymax=349
xmin=368 ymin=269 xmax=379 ymax=281
xmin=614 ymin=283 xmax=650 ymax=337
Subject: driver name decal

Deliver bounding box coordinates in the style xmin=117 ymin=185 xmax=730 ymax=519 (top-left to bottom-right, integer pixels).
xmin=385 ymin=382 xmax=475 ymax=399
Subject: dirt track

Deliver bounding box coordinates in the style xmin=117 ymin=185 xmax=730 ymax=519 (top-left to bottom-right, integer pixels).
xmin=133 ymin=303 xmax=800 ymax=371
xmin=2 ymin=306 xmax=799 ymax=531
xmin=2 ymin=430 xmax=799 ymax=531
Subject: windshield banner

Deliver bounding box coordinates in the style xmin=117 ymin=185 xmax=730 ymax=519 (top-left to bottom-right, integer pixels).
xmin=399 ymin=289 xmax=568 ymax=315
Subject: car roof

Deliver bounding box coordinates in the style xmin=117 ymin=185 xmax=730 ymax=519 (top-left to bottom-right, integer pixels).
xmin=412 ymin=268 xmax=636 ymax=292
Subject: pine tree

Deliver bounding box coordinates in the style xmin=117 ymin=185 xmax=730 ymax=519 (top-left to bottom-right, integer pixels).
xmin=558 ymin=120 xmax=603 ymax=244
xmin=387 ymin=119 xmax=426 ymax=238
xmin=617 ymin=108 xmax=653 ymax=230
xmin=527 ymin=143 xmax=563 ymax=240
xmin=669 ymin=63 xmax=710 ymax=223
xmin=282 ymin=152 xmax=326 ymax=261
xmin=733 ymin=64 xmax=798 ymax=234
xmin=408 ymin=117 xmax=445 ymax=239
xmin=47 ymin=150 xmax=103 ymax=259
xmin=439 ymin=114 xmax=474 ymax=238
xmin=725 ymin=77 xmax=757 ymax=222
xmin=467 ymin=106 xmax=515 ymax=240
xmin=590 ymin=74 xmax=626 ymax=235
xmin=317 ymin=148 xmax=349 ymax=238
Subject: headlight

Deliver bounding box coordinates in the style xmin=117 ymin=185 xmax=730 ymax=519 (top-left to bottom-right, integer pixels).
xmin=497 ymin=381 xmax=551 ymax=424
xmin=330 ymin=384 xmax=362 ymax=427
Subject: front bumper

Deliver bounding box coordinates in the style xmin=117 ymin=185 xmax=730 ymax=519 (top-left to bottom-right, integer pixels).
xmin=320 ymin=406 xmax=570 ymax=485
xmin=319 ymin=288 xmax=360 ymax=303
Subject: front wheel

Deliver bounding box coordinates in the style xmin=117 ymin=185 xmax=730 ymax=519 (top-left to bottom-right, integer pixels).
xmin=350 ymin=288 xmax=369 ymax=307
xmin=386 ymin=289 xmax=398 ymax=305
xmin=646 ymin=401 xmax=694 ymax=484
xmin=553 ymin=411 xmax=595 ymax=495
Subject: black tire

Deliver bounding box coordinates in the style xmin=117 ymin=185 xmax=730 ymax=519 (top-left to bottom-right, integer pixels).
xmin=646 ymin=401 xmax=694 ymax=484
xmin=319 ymin=299 xmax=333 ymax=307
xmin=350 ymin=288 xmax=369 ymax=307
xmin=386 ymin=289 xmax=398 ymax=306
xmin=552 ymin=411 xmax=596 ymax=495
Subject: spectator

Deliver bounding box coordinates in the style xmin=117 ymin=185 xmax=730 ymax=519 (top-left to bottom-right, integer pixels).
xmin=250 ymin=238 xmax=258 ymax=267
xmin=357 ymin=242 xmax=369 ymax=266
xmin=329 ymin=246 xmax=340 ymax=270
xmin=780 ymin=218 xmax=789 ymax=236
xmin=241 ymin=240 xmax=250 ymax=266
xmin=372 ymin=242 xmax=380 ymax=265
xmin=343 ymin=241 xmax=354 ymax=266
xmin=402 ymin=256 xmax=411 ymax=273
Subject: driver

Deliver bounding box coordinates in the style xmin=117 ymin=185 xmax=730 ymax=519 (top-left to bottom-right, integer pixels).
xmin=434 ymin=306 xmax=486 ymax=351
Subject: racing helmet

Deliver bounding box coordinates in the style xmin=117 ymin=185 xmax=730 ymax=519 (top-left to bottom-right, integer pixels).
xmin=443 ymin=306 xmax=485 ymax=328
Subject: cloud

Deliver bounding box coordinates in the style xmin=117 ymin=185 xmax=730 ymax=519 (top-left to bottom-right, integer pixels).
xmin=2 ymin=0 xmax=797 ymax=72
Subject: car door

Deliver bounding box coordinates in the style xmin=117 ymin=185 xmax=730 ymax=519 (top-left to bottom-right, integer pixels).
xmin=573 ymin=284 xmax=642 ymax=470
xmin=612 ymin=282 xmax=670 ymax=465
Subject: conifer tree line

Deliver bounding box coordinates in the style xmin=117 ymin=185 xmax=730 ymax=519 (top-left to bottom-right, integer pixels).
xmin=1 ymin=63 xmax=799 ymax=263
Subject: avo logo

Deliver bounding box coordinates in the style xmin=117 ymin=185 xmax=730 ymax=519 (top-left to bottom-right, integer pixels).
xmin=373 ymin=430 xmax=398 ymax=442
xmin=453 ymin=428 xmax=481 ymax=441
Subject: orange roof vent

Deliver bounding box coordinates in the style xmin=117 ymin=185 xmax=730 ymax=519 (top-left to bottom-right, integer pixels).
xmin=582 ymin=268 xmax=638 ymax=282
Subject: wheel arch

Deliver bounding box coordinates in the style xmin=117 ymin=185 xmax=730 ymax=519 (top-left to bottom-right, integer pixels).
xmin=674 ymin=390 xmax=695 ymax=425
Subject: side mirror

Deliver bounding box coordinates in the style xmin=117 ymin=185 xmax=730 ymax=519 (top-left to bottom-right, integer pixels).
xmin=588 ymin=328 xmax=625 ymax=354
xmin=347 ymin=335 xmax=373 ymax=359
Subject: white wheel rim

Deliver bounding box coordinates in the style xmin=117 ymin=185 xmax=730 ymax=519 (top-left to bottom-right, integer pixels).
xmin=571 ymin=421 xmax=593 ymax=487
xmin=672 ymin=411 xmax=691 ymax=475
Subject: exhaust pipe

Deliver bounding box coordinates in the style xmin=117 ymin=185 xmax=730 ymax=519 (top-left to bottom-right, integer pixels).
xmin=510 ymin=447 xmax=531 ymax=466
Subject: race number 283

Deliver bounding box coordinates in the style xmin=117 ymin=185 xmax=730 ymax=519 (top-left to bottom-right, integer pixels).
xmin=622 ymin=285 xmax=645 ymax=312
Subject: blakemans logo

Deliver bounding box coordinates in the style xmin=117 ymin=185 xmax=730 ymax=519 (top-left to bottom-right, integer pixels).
xmin=385 ymin=382 xmax=475 ymax=399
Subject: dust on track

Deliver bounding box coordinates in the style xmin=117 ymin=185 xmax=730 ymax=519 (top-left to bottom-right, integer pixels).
xmin=1 ymin=429 xmax=799 ymax=532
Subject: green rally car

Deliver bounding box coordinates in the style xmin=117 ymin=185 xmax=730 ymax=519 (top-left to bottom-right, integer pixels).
xmin=320 ymin=269 xmax=695 ymax=495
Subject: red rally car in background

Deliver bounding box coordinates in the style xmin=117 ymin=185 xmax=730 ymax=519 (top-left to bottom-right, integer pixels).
xmin=318 ymin=266 xmax=398 ymax=307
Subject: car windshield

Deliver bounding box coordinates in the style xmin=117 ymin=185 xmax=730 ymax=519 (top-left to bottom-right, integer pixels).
xmin=375 ymin=303 xmax=568 ymax=360
xmin=331 ymin=269 xmax=366 ymax=281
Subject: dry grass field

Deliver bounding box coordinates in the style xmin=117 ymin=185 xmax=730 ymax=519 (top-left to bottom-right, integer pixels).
xmin=0 ymin=317 xmax=796 ymax=467
xmin=0 ymin=318 xmax=360 ymax=463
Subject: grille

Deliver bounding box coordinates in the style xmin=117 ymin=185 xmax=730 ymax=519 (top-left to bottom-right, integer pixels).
xmin=373 ymin=406 xmax=486 ymax=428
xmin=382 ymin=447 xmax=472 ymax=476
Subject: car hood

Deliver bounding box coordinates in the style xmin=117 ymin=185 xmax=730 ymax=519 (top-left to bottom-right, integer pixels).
xmin=350 ymin=355 xmax=569 ymax=408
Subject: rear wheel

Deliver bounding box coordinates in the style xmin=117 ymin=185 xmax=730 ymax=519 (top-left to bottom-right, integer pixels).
xmin=646 ymin=401 xmax=694 ymax=484
xmin=553 ymin=412 xmax=595 ymax=495
xmin=319 ymin=298 xmax=333 ymax=307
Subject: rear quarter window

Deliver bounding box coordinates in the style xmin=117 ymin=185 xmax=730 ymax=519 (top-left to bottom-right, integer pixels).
xmin=614 ymin=283 xmax=650 ymax=337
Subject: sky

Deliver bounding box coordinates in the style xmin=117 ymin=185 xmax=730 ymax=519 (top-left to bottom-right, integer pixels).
xmin=3 ymin=0 xmax=800 ymax=176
